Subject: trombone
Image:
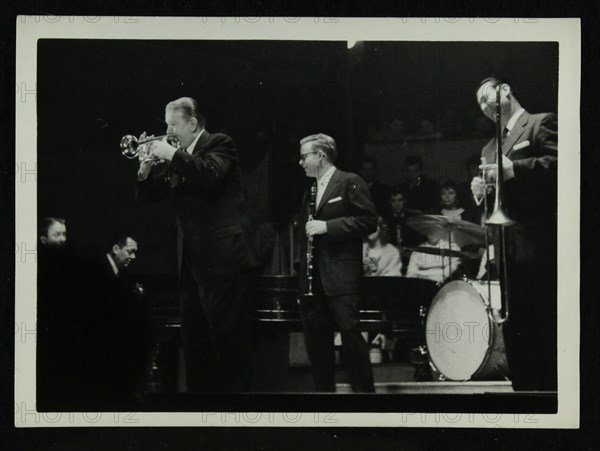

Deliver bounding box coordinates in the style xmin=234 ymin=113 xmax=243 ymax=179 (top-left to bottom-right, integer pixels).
xmin=120 ymin=134 xmax=179 ymax=163
xmin=477 ymin=85 xmax=515 ymax=324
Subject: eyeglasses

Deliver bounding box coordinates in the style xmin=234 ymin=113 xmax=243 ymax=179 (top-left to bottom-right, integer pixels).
xmin=299 ymin=151 xmax=318 ymax=162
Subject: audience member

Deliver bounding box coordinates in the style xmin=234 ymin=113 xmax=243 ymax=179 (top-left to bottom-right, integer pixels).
xmin=405 ymin=234 xmax=461 ymax=283
xmin=398 ymin=156 xmax=439 ymax=215
xmin=383 ymin=187 xmax=427 ymax=272
xmin=363 ymin=217 xmax=402 ymax=277
xmin=431 ymin=181 xmax=479 ymax=224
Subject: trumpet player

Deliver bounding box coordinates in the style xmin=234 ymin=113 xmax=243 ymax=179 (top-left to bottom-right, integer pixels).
xmin=136 ymin=97 xmax=258 ymax=393
xmin=471 ymin=77 xmax=558 ymax=392
xmin=298 ymin=133 xmax=377 ymax=393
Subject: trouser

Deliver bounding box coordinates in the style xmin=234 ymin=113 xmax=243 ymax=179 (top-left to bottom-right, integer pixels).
xmin=179 ymin=258 xmax=253 ymax=393
xmin=500 ymin=223 xmax=557 ymax=391
xmin=298 ymin=269 xmax=374 ymax=393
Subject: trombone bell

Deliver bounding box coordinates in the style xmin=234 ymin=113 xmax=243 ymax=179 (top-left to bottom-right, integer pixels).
xmin=486 ymin=209 xmax=515 ymax=226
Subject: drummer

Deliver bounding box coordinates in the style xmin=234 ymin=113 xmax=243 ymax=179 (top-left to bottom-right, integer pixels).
xmin=405 ymin=234 xmax=462 ymax=283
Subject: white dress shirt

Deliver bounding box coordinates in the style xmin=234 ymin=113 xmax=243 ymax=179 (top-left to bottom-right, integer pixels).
xmin=316 ymin=165 xmax=337 ymax=208
xmin=106 ymin=253 xmax=119 ymax=276
xmin=505 ymin=108 xmax=525 ymax=136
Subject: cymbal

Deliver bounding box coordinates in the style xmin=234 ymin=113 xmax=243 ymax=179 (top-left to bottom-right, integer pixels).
xmin=404 ymin=246 xmax=481 ymax=260
xmin=406 ymin=215 xmax=486 ymax=247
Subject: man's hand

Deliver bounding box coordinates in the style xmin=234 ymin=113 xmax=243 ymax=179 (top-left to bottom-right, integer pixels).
xmin=306 ymin=220 xmax=327 ymax=237
xmin=137 ymin=132 xmax=154 ymax=181
xmin=148 ymin=139 xmax=177 ymax=162
xmin=471 ymin=176 xmax=487 ymax=199
xmin=479 ymin=155 xmax=515 ymax=183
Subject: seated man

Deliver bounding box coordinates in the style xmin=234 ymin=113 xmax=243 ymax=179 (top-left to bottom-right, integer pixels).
xmin=405 ymin=235 xmax=461 ymax=283
xmin=398 ymin=155 xmax=439 ymax=215
xmin=84 ymin=233 xmax=148 ymax=407
xmin=363 ymin=217 xmax=402 ymax=277
xmin=37 ymin=217 xmax=77 ymax=408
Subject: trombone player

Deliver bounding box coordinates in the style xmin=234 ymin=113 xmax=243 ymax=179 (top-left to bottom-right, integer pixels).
xmin=471 ymin=77 xmax=558 ymax=391
xmin=135 ymin=97 xmax=258 ymax=392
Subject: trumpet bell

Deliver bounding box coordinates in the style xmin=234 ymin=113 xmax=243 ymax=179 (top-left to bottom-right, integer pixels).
xmin=120 ymin=134 xmax=140 ymax=159
xmin=120 ymin=134 xmax=180 ymax=160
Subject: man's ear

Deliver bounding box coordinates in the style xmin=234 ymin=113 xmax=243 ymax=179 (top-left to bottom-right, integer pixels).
xmin=190 ymin=117 xmax=199 ymax=131
xmin=111 ymin=244 xmax=120 ymax=255
xmin=40 ymin=236 xmax=47 ymax=245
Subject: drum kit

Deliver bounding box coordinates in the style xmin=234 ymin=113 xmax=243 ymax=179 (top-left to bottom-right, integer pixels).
xmin=405 ymin=214 xmax=509 ymax=382
xmin=402 ymin=84 xmax=515 ymax=382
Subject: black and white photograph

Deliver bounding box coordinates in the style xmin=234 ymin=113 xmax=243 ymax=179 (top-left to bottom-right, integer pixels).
xmin=14 ymin=16 xmax=580 ymax=428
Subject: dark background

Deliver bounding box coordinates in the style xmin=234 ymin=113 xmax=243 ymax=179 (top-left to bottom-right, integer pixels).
xmin=1 ymin=1 xmax=596 ymax=450
xmin=37 ymin=39 xmax=558 ymax=275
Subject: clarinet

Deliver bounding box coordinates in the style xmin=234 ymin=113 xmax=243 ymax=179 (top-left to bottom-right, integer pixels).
xmin=305 ymin=183 xmax=317 ymax=297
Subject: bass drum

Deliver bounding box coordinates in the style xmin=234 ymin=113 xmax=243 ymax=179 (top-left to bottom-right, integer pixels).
xmin=425 ymin=280 xmax=509 ymax=381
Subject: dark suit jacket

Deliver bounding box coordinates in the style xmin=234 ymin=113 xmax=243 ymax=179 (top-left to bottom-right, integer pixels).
xmin=300 ymin=169 xmax=377 ymax=297
xmin=481 ymin=111 xmax=558 ymax=226
xmin=137 ymin=131 xmax=258 ymax=282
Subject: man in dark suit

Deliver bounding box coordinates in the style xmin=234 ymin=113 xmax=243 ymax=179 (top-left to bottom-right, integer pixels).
xmin=138 ymin=97 xmax=258 ymax=392
xmin=37 ymin=217 xmax=74 ymax=408
xmin=298 ymin=133 xmax=377 ymax=393
xmin=398 ymin=155 xmax=439 ymax=215
xmin=471 ymin=77 xmax=558 ymax=391
xmin=87 ymin=233 xmax=147 ymax=407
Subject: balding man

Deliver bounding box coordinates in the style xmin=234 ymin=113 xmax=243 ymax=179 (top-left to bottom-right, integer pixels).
xmin=137 ymin=97 xmax=258 ymax=392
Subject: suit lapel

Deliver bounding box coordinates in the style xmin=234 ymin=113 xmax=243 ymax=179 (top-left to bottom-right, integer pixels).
xmin=503 ymin=111 xmax=529 ymax=156
xmin=316 ymin=169 xmax=341 ymax=215
xmin=190 ymin=130 xmax=211 ymax=155
xmin=169 ymin=130 xmax=210 ymax=187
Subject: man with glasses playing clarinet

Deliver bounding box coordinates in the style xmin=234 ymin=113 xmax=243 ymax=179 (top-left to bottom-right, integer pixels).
xmin=298 ymin=133 xmax=377 ymax=393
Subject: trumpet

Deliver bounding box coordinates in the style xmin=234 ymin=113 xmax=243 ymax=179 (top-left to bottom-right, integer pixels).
xmin=120 ymin=134 xmax=180 ymax=163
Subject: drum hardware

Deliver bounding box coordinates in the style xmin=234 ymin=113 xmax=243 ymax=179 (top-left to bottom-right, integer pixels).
xmin=404 ymin=246 xmax=480 ymax=260
xmin=406 ymin=215 xmax=486 ymax=248
xmin=424 ymin=279 xmax=509 ymax=381
xmin=407 ymin=215 xmax=487 ymax=277
xmin=419 ymin=305 xmax=427 ymax=318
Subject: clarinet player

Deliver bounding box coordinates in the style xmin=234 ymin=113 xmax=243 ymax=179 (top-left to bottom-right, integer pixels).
xmin=297 ymin=133 xmax=377 ymax=393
